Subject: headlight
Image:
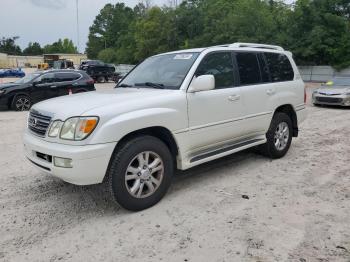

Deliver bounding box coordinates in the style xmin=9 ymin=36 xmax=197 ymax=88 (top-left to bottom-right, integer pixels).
xmin=48 ymin=120 xmax=63 ymax=137
xmin=60 ymin=116 xmax=98 ymax=140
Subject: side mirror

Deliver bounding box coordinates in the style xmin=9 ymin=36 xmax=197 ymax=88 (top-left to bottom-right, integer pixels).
xmin=188 ymin=75 xmax=215 ymax=93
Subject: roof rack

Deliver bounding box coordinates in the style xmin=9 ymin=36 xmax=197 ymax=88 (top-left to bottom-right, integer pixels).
xmin=229 ymin=42 xmax=284 ymax=51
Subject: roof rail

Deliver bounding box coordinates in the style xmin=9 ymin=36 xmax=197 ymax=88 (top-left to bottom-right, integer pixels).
xmin=229 ymin=42 xmax=284 ymax=51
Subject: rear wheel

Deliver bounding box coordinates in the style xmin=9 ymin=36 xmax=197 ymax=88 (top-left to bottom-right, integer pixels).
xmin=107 ymin=136 xmax=173 ymax=211
xmin=96 ymin=76 xmax=105 ymax=83
xmin=259 ymin=112 xmax=292 ymax=159
xmin=11 ymin=95 xmax=31 ymax=111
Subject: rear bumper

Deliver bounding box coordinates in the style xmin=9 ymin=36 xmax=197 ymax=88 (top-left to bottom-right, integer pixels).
xmin=23 ymin=131 xmax=117 ymax=185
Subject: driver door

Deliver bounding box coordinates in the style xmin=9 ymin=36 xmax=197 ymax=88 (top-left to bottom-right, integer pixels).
xmin=186 ymin=51 xmax=245 ymax=154
xmin=32 ymin=73 xmax=58 ymax=102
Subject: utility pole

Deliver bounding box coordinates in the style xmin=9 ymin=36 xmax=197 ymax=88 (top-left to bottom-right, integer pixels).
xmin=76 ymin=0 xmax=80 ymax=53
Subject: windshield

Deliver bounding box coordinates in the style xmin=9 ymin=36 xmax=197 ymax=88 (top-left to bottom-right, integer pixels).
xmin=326 ymin=77 xmax=350 ymax=86
xmin=14 ymin=73 xmax=40 ymax=84
xmin=119 ymin=52 xmax=199 ymax=89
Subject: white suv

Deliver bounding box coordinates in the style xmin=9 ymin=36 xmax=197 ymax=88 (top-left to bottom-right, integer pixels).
xmin=24 ymin=43 xmax=307 ymax=211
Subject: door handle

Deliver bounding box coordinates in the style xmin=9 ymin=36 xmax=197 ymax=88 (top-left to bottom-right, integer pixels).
xmin=266 ymin=89 xmax=276 ymax=95
xmin=228 ymin=94 xmax=240 ymax=101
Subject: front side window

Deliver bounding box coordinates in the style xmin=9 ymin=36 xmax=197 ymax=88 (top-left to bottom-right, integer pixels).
xmin=264 ymin=53 xmax=294 ymax=82
xmin=119 ymin=52 xmax=199 ymax=89
xmin=235 ymin=52 xmax=261 ymax=85
xmin=195 ymin=52 xmax=234 ymax=89
xmin=36 ymin=73 xmax=55 ymax=84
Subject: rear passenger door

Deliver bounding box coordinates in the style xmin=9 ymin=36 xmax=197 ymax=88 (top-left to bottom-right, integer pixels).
xmin=54 ymin=72 xmax=81 ymax=96
xmin=234 ymin=52 xmax=277 ymax=134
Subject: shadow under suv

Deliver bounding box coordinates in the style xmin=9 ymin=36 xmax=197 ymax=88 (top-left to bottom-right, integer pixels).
xmin=0 ymin=70 xmax=95 ymax=111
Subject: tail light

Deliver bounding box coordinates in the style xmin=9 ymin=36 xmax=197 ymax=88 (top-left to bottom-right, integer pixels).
xmin=86 ymin=78 xmax=94 ymax=85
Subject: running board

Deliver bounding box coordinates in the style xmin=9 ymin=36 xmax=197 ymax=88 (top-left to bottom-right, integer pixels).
xmin=190 ymin=137 xmax=266 ymax=164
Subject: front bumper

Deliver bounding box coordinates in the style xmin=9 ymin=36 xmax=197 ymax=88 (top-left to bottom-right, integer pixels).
xmin=312 ymin=93 xmax=350 ymax=106
xmin=23 ymin=131 xmax=117 ymax=185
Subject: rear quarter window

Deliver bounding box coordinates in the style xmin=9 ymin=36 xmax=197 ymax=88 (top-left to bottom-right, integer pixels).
xmin=264 ymin=53 xmax=294 ymax=82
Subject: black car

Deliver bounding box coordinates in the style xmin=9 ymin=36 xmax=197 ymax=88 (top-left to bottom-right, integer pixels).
xmin=0 ymin=70 xmax=95 ymax=111
xmin=79 ymin=60 xmax=116 ymax=83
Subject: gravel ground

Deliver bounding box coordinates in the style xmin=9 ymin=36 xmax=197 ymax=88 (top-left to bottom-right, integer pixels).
xmin=0 ymin=78 xmax=349 ymax=261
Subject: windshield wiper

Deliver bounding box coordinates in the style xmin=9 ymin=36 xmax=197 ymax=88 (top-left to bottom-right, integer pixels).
xmin=135 ymin=82 xmax=165 ymax=89
xmin=118 ymin=83 xmax=133 ymax=87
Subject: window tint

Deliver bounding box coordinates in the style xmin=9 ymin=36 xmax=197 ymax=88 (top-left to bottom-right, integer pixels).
xmin=37 ymin=73 xmax=55 ymax=84
xmin=264 ymin=53 xmax=294 ymax=82
xmin=258 ymin=54 xmax=270 ymax=83
xmin=235 ymin=52 xmax=261 ymax=85
xmin=55 ymin=73 xmax=81 ymax=82
xmin=196 ymin=52 xmax=234 ymax=89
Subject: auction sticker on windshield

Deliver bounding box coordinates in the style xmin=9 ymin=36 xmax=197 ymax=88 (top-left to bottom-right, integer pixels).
xmin=174 ymin=54 xmax=193 ymax=60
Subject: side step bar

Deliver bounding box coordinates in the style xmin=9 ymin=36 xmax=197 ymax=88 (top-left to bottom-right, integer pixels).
xmin=190 ymin=137 xmax=266 ymax=164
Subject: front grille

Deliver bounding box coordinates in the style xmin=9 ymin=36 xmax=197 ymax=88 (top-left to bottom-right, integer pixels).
xmin=316 ymin=97 xmax=342 ymax=103
xmin=28 ymin=111 xmax=52 ymax=137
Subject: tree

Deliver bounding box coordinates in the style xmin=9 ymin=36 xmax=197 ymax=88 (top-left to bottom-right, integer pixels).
xmin=23 ymin=42 xmax=43 ymax=55
xmin=0 ymin=36 xmax=22 ymax=55
xmin=43 ymin=38 xmax=78 ymax=54
xmin=97 ymin=48 xmax=118 ymax=63
xmin=86 ymin=3 xmax=135 ymax=59
xmin=85 ymin=0 xmax=350 ymax=69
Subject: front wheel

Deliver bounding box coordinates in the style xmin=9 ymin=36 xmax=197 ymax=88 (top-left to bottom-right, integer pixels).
xmin=11 ymin=95 xmax=32 ymax=111
xmin=259 ymin=112 xmax=292 ymax=159
xmin=107 ymin=136 xmax=174 ymax=211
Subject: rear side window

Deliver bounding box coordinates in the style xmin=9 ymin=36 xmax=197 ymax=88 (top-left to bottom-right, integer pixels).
xmin=264 ymin=53 xmax=294 ymax=82
xmin=55 ymin=73 xmax=81 ymax=82
xmin=196 ymin=52 xmax=234 ymax=89
xmin=235 ymin=52 xmax=261 ymax=85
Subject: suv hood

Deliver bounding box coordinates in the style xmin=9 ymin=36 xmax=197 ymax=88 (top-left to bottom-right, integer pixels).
xmin=31 ymin=88 xmax=176 ymax=120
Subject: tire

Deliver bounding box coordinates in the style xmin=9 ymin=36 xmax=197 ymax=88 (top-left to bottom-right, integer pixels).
xmin=259 ymin=112 xmax=292 ymax=159
xmin=107 ymin=135 xmax=174 ymax=211
xmin=97 ymin=76 xmax=105 ymax=83
xmin=11 ymin=95 xmax=32 ymax=111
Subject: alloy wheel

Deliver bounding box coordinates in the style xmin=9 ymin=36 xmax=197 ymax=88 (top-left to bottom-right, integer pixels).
xmin=125 ymin=151 xmax=164 ymax=198
xmin=274 ymin=122 xmax=289 ymax=151
xmin=16 ymin=97 xmax=31 ymax=111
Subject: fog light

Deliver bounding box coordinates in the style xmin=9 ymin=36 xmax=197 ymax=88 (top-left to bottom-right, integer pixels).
xmin=54 ymin=157 xmax=73 ymax=168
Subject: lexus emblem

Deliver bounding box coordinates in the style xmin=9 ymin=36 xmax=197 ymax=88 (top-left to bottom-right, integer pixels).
xmin=28 ymin=117 xmax=37 ymax=127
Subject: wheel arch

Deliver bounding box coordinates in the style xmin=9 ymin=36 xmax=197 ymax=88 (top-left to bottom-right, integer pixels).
xmin=113 ymin=126 xmax=179 ymax=162
xmin=8 ymin=91 xmax=31 ymax=109
xmin=274 ymin=104 xmax=298 ymax=137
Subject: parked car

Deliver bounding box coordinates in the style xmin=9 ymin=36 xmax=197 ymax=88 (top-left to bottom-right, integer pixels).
xmin=0 ymin=70 xmax=95 ymax=111
xmin=0 ymin=68 xmax=25 ymax=78
xmin=79 ymin=60 xmax=116 ymax=83
xmin=312 ymin=77 xmax=350 ymax=106
xmin=24 ymin=43 xmax=306 ymax=211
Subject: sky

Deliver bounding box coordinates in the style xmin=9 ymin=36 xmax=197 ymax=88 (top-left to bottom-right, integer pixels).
xmin=0 ymin=0 xmax=172 ymax=53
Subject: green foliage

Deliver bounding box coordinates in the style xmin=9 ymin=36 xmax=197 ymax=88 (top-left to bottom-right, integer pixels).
xmin=86 ymin=0 xmax=350 ymax=69
xmin=0 ymin=36 xmax=22 ymax=55
xmin=43 ymin=38 xmax=78 ymax=54
xmin=97 ymin=48 xmax=118 ymax=63
xmin=23 ymin=42 xmax=43 ymax=56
